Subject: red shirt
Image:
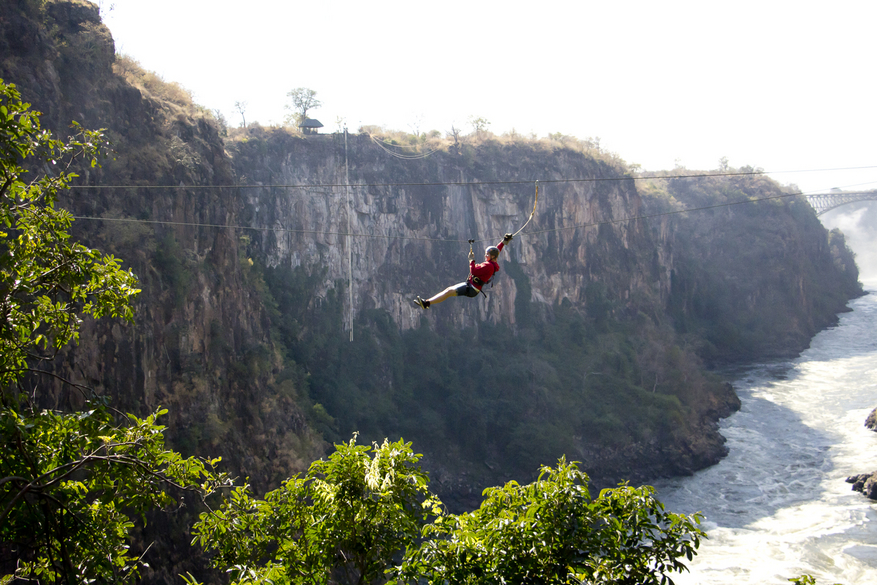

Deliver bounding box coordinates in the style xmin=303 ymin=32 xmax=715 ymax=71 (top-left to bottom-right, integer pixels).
xmin=469 ymin=241 xmax=504 ymax=290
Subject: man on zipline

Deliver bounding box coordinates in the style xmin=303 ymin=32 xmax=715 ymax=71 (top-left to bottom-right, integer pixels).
xmin=414 ymin=233 xmax=514 ymax=309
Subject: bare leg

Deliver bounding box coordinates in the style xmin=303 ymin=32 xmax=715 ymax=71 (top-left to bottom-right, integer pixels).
xmin=426 ymin=286 xmax=458 ymax=306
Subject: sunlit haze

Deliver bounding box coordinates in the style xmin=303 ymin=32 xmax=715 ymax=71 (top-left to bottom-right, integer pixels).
xmin=102 ymin=0 xmax=876 ymax=195
xmin=822 ymin=203 xmax=877 ymax=284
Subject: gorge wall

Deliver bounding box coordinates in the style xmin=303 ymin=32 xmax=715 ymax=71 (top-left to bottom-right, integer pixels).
xmin=2 ymin=0 xmax=862 ymax=511
xmin=641 ymin=173 xmax=863 ymax=364
xmin=233 ymin=129 xmax=664 ymax=333
xmin=3 ymin=3 xmax=866 ymax=580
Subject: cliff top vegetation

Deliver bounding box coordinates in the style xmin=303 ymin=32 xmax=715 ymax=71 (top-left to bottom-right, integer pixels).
xmin=113 ymin=54 xmax=219 ymax=121
xmin=226 ymin=120 xmax=634 ymax=173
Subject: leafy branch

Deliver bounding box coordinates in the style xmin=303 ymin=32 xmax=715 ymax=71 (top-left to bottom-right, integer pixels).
xmin=0 ymin=78 xmax=231 ymax=584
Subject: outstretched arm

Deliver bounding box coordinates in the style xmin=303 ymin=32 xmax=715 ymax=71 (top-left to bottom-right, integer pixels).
xmin=496 ymin=233 xmax=513 ymax=256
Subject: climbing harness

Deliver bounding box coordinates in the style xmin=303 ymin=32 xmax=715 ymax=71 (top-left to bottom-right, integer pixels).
xmin=466 ymin=239 xmax=488 ymax=298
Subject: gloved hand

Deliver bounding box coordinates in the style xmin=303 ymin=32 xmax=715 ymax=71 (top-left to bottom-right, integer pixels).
xmin=468 ymin=249 xmax=475 ymax=261
xmin=503 ymin=233 xmax=514 ymax=243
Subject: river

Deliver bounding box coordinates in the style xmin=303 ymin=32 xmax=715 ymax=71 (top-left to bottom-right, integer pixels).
xmin=654 ymin=286 xmax=877 ymax=585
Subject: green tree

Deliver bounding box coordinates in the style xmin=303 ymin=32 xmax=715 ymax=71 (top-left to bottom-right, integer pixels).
xmin=0 ymin=79 xmax=229 ymax=583
xmin=285 ymin=87 xmax=321 ymax=127
xmin=468 ymin=115 xmax=490 ymax=134
xmin=394 ymin=458 xmax=705 ymax=585
xmin=195 ymin=437 xmax=705 ymax=585
xmin=193 ymin=435 xmax=439 ymax=585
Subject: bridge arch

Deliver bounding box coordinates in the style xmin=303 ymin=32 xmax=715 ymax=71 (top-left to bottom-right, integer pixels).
xmin=805 ymin=190 xmax=877 ymax=216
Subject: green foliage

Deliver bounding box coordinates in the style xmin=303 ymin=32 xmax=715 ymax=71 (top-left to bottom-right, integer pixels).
xmin=193 ymin=435 xmax=439 ymax=585
xmin=194 ymin=441 xmax=704 ymax=585
xmin=20 ymin=0 xmax=48 ymax=18
xmin=1 ymin=405 xmax=228 ymax=582
xmin=469 ymin=115 xmax=491 ymax=134
xmin=395 ymin=458 xmax=704 ymax=585
xmin=357 ymin=124 xmax=630 ymax=171
xmin=788 ymin=576 xmax=842 ymax=585
xmin=0 ymin=79 xmax=230 ymax=583
xmin=0 ymin=79 xmax=139 ymax=388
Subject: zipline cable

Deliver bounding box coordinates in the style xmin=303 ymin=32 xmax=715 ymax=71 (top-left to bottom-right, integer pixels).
xmin=71 ymin=181 xmax=877 ymax=246
xmin=64 ymin=165 xmax=877 ymax=191
xmin=70 ymin=215 xmax=467 ymax=242
xmin=527 ymin=179 xmax=877 ymax=239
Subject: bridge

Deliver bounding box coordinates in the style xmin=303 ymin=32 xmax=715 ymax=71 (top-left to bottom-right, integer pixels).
xmin=805 ymin=190 xmax=877 ymax=216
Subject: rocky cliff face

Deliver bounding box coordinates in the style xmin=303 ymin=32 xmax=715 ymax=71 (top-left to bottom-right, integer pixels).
xmin=1 ymin=0 xmax=861 ymax=499
xmin=233 ymin=130 xmax=861 ymax=364
xmin=233 ymin=129 xmax=665 ymax=333
xmin=641 ymin=173 xmax=862 ymax=363
xmin=1 ymin=0 xmax=325 ymax=491
xmin=4 ymin=3 xmax=867 ymax=581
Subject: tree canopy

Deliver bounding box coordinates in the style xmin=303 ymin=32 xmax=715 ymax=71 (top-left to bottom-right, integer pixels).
xmin=193 ymin=435 xmax=439 ymax=585
xmin=396 ymin=458 xmax=704 ymax=585
xmin=194 ymin=436 xmax=705 ymax=585
xmin=285 ymin=87 xmax=321 ymax=127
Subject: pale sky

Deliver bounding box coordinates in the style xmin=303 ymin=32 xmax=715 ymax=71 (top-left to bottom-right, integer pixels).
xmin=101 ymin=0 xmax=877 ymax=194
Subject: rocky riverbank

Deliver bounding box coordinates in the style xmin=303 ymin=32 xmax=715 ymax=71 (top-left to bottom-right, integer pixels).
xmin=847 ymin=472 xmax=877 ymax=500
xmin=845 ymin=407 xmax=877 ymax=501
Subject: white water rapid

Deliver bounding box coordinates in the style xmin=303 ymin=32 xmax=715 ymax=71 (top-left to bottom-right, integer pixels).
xmin=654 ymin=286 xmax=877 ymax=585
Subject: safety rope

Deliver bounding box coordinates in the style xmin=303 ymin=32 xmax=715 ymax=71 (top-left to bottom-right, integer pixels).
xmin=467 ymin=179 xmax=539 ymax=249
xmin=369 ymin=135 xmax=440 ymax=160
xmin=512 ymin=180 xmax=539 ymax=238
xmin=463 ymin=180 xmax=539 ymax=297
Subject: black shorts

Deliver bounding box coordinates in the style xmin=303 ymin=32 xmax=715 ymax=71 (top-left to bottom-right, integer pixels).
xmin=452 ymin=282 xmax=481 ymax=298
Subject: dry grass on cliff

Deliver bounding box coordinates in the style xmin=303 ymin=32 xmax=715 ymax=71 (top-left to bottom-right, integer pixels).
xmin=108 ymin=54 xmax=628 ymax=172
xmin=359 ymin=125 xmax=450 ymax=152
xmin=223 ymin=121 xmax=630 ymax=173
xmin=113 ymin=54 xmax=199 ymax=114
xmin=359 ymin=126 xmax=632 ymax=171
